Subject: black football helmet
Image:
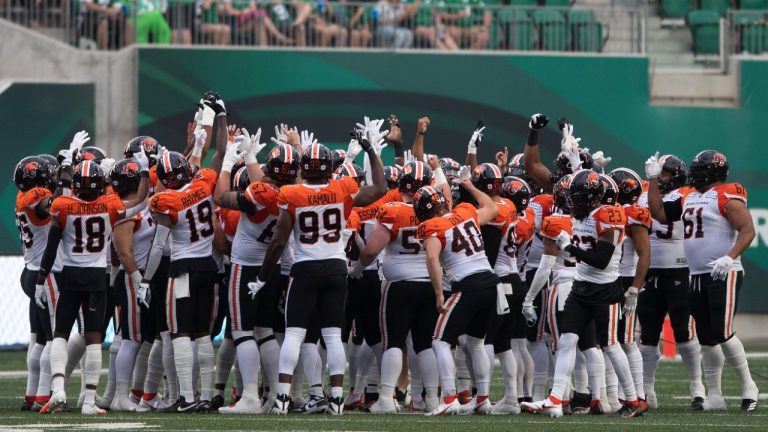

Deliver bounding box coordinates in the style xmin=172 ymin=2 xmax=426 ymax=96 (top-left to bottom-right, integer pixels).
xmin=301 ymin=143 xmax=333 ymax=182
xmin=657 ymin=154 xmax=688 ymax=194
xmin=399 ymin=161 xmax=433 ymax=195
xmin=110 ymin=159 xmax=142 ymax=196
xmin=332 ymin=149 xmax=347 ymax=171
xmin=689 ymin=150 xmax=728 ymax=191
xmin=156 ymin=151 xmax=193 ymax=190
xmin=265 ymin=144 xmax=300 ymax=185
xmin=123 ymin=136 xmax=159 ymax=167
xmin=552 ymin=148 xmax=594 ymax=185
xmin=337 ymin=162 xmax=366 ymax=184
xmin=77 ymin=146 xmax=108 ymax=163
xmin=507 ymin=153 xmax=542 ymax=197
xmin=232 ymin=166 xmax=250 ymax=192
xmin=14 ymin=156 xmax=53 ymax=192
xmin=609 ymin=168 xmax=643 ymax=205
xmin=569 ymin=170 xmax=604 ymax=219
xmin=383 ymin=166 xmax=401 ymax=190
xmin=439 ymin=158 xmax=461 ymax=179
xmin=72 ymin=160 xmax=106 ymax=199
xmin=553 ymin=173 xmax=573 ymax=214
xmin=599 ymin=173 xmax=619 ymax=206
xmin=38 ymin=154 xmax=59 ymax=190
xmin=413 ymin=185 xmax=447 ymax=222
xmin=471 ymin=163 xmax=504 ymax=196
xmin=502 ymin=176 xmax=532 ymax=212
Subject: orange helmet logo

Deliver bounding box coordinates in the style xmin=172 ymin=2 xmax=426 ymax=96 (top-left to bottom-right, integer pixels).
xmin=585 ymin=171 xmax=601 ymax=189
xmin=23 ymin=161 xmax=39 ymax=178
xmin=122 ymin=162 xmax=139 ymax=177
xmin=143 ymin=138 xmax=158 ymax=152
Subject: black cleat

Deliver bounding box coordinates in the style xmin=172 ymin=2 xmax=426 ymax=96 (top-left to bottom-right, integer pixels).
xmin=570 ymin=392 xmax=592 ymax=414
xmin=21 ymin=399 xmax=34 ymax=411
xmin=195 ymin=400 xmax=214 ymax=413
xmin=615 ymin=402 xmax=640 ymax=418
xmin=210 ymin=395 xmax=225 ymax=411
xmin=292 ymin=395 xmax=328 ymax=414
xmin=158 ymin=396 xmax=198 ymax=413
xmin=691 ymin=396 xmax=704 ymax=411
xmin=741 ymin=399 xmax=758 ymax=412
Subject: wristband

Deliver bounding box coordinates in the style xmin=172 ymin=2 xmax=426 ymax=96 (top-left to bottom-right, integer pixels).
xmin=417 ymin=131 xmax=426 ymax=136
xmin=526 ymin=129 xmax=539 ymax=146
xmin=467 ymin=144 xmax=477 ymax=155
xmin=140 ymin=171 xmax=149 ymax=178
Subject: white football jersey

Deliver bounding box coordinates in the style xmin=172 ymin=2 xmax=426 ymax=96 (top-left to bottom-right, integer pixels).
xmin=15 ymin=188 xmax=52 ymax=271
xmin=572 ymin=206 xmax=626 ymax=284
xmin=490 ymin=198 xmax=519 ymax=277
xmin=524 ymin=194 xmax=553 ymax=272
xmin=378 ymin=202 xmax=428 ymax=282
xmin=231 ymin=181 xmax=281 ymax=266
xmin=125 ymin=208 xmax=155 ymax=271
xmin=638 ymin=189 xmax=690 ymax=269
xmin=618 ymin=204 xmax=652 ymax=277
xmin=540 ymin=214 xmax=577 ymax=284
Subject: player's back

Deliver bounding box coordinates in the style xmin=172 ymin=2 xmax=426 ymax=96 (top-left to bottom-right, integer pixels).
xmin=619 ymin=204 xmax=651 ymax=277
xmin=572 ymin=205 xmax=625 ymax=284
xmin=232 ymin=180 xmax=280 ymax=266
xmin=127 ymin=208 xmax=156 ymax=270
xmin=524 ymin=193 xmax=553 ymax=272
xmin=379 ymin=201 xmax=427 ymax=282
xmin=15 ymin=187 xmax=52 ymax=270
xmin=492 ymin=198 xmax=521 ymax=277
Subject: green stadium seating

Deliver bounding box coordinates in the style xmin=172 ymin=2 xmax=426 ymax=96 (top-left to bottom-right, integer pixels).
xmin=660 ymin=0 xmax=693 ymax=19
xmin=740 ymin=0 xmax=768 ymax=8
xmin=544 ymin=0 xmax=571 ymax=6
xmin=498 ymin=8 xmax=534 ymax=50
xmin=732 ymin=10 xmax=767 ymax=53
xmin=534 ymin=8 xmax=567 ymax=50
xmin=688 ymin=10 xmax=720 ymax=54
xmin=699 ymin=0 xmax=730 ymax=17
xmin=508 ymin=0 xmax=537 ymax=5
xmin=568 ymin=10 xmax=602 ymax=51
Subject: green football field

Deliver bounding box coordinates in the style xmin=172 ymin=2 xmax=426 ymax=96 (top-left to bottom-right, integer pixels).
xmin=0 ymin=349 xmax=766 ymax=431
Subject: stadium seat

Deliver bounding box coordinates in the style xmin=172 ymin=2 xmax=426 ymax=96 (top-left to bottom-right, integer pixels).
xmin=568 ymin=9 xmax=603 ymax=51
xmin=732 ymin=10 xmax=767 ymax=53
xmin=508 ymin=0 xmax=537 ymax=5
xmin=660 ymin=0 xmax=693 ymax=19
xmin=544 ymin=0 xmax=571 ymax=6
xmin=534 ymin=8 xmax=567 ymax=50
xmin=498 ymin=8 xmax=534 ymax=50
xmin=699 ymin=0 xmax=730 ymax=17
xmin=739 ymin=0 xmax=768 ymax=8
xmin=688 ymin=10 xmax=721 ymax=54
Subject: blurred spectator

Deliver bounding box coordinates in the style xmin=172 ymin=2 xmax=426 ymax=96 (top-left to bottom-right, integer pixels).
xmin=134 ymin=0 xmax=172 ymax=43
xmin=313 ymin=0 xmax=348 ymax=46
xmin=165 ymin=0 xmax=193 ymax=43
xmin=79 ymin=0 xmax=134 ymax=49
xmin=348 ymin=1 xmax=373 ymax=47
xmin=200 ymin=0 xmax=231 ymax=44
xmin=222 ymin=0 xmax=293 ymax=45
xmin=374 ymin=0 xmax=413 ymax=48
xmin=441 ymin=0 xmax=490 ymax=49
xmin=405 ymin=0 xmax=458 ymax=50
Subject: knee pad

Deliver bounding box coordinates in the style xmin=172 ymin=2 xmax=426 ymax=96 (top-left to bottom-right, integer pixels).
xmin=255 ymin=327 xmax=275 ymax=346
xmin=284 ymin=327 xmax=307 ymax=345
xmin=559 ymin=333 xmax=579 ymax=352
xmin=232 ymin=330 xmax=255 ymax=345
xmin=320 ymin=327 xmax=342 ymax=343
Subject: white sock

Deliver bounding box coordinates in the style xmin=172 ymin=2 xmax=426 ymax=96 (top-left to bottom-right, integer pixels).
xmin=64 ymin=333 xmax=86 ymax=382
xmin=160 ymin=332 xmax=178 ymax=401
xmin=348 ymin=342 xmax=361 ymax=391
xmin=233 ymin=334 xmax=261 ymax=397
xmin=550 ymin=333 xmax=578 ymax=400
xmin=529 ymin=339 xmax=547 ymax=399
xmin=433 ymin=340 xmax=457 ymax=395
xmin=458 ymin=335 xmax=475 ymax=387
xmin=454 ymin=345 xmax=470 ymax=393
xmin=101 ymin=335 xmax=121 ymax=404
xmin=289 ymin=355 xmax=304 ymax=400
xmin=509 ymin=339 xmax=527 ymax=398
xmin=321 ymin=328 xmax=346 ymax=378
xmin=497 ymin=350 xmax=518 ymax=400
xmin=701 ymin=345 xmax=724 ymax=397
xmin=603 ymin=350 xmax=621 ymax=401
xmin=677 ymin=339 xmax=705 ymax=398
xmin=172 ymin=336 xmax=195 ymax=401
xmin=143 ymin=339 xmax=164 ymax=396
xmin=622 ymin=342 xmax=645 ymax=399
xmin=485 ymin=345 xmax=495 ymax=382
xmin=256 ymin=328 xmax=280 ymax=398
xmin=407 ymin=339 xmax=423 ymax=397
xmin=573 ymin=350 xmax=588 ymax=394
xmin=417 ymin=348 xmax=439 ymax=400
xmin=196 ymin=336 xmax=214 ymax=401
xmin=352 ymin=343 xmax=372 ymax=392
xmin=37 ymin=342 xmax=52 ymax=399
xmin=131 ymin=341 xmax=151 ymax=396
xmin=50 ymin=337 xmax=68 ymax=394
xmin=115 ymin=339 xmax=140 ymax=397
xmin=301 ymin=342 xmax=323 ymax=389
xmin=83 ymin=344 xmax=102 ymax=405
xmin=379 ymin=347 xmax=402 ymax=399
xmin=720 ymin=336 xmax=758 ymax=398
xmin=583 ymin=347 xmax=604 ymax=400
xmin=215 ymin=338 xmax=235 ymax=396
xmin=191 ymin=340 xmax=199 ymax=395
xmin=279 ymin=327 xmax=306 ymax=378
xmin=366 ymin=357 xmax=380 ymax=395
xmin=465 ymin=336 xmax=490 ymax=396
xmin=26 ymin=343 xmax=43 ymax=397
xmin=639 ymin=343 xmax=660 ymax=398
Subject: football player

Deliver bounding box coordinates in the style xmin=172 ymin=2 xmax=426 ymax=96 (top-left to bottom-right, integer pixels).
xmin=521 ymin=169 xmax=639 ymax=418
xmin=415 ymin=180 xmax=500 ymax=416
xmin=647 ymin=150 xmax=758 ymax=412
xmin=253 ymin=133 xmax=387 ymax=415
xmin=640 ymin=154 xmax=705 ymax=409
xmin=39 ymin=155 xmax=147 ymax=415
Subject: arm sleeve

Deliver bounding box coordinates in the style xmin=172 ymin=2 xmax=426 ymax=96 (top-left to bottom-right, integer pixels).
xmin=236 ymin=192 xmax=256 ymax=215
xmin=123 ymin=199 xmax=148 ymax=219
xmin=38 ymin=225 xmax=62 ymax=281
xmin=524 ymin=254 xmax=555 ymax=303
xmin=565 ymin=240 xmax=616 ymax=270
xmin=480 ymin=225 xmax=503 ymax=268
xmin=142 ymin=224 xmax=171 ymax=282
xmin=663 ymin=199 xmax=683 ymax=222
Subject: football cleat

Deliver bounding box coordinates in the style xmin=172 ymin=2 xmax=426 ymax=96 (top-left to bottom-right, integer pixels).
xmin=741 ymin=399 xmax=758 ymax=413
xmin=110 ymin=396 xmax=140 ymax=412
xmin=139 ymin=394 xmax=169 ymax=411
xmin=691 ymin=396 xmax=704 ymax=411
xmin=570 ymin=392 xmax=591 ymax=414
xmin=288 ymin=396 xmax=306 ymax=412
xmin=258 ymin=393 xmax=276 ymax=414
xmin=703 ymin=395 xmax=727 ymax=411
xmin=409 ymin=397 xmax=426 ymax=413
xmin=646 ymin=390 xmax=658 ymax=409
xmin=427 ymin=395 xmax=461 ymax=416
xmin=344 ymin=391 xmax=365 ymax=411
xmin=636 ymin=398 xmax=649 ymax=416
xmin=210 ymin=395 xmax=225 ymax=411
xmin=424 ymin=396 xmax=439 ymax=413
xmin=81 ymin=403 xmax=107 ymax=415
xmin=614 ymin=401 xmax=640 ymax=418
xmin=219 ymin=395 xmax=262 ymax=414
xmin=367 ymin=397 xmax=397 ymax=414
xmin=474 ymin=397 xmax=492 ymax=415
xmin=326 ymin=396 xmax=344 ymax=415
xmin=196 ymin=400 xmax=216 ymax=413
xmin=158 ymin=396 xmax=198 ymax=413
xmin=40 ymin=391 xmax=69 ymax=414
xmin=21 ymin=397 xmax=34 ymax=411
xmin=129 ymin=390 xmax=142 ymax=405
xmin=491 ymin=397 xmax=521 ymax=415
xmin=292 ymin=394 xmax=328 ymax=414
xmin=586 ymin=399 xmax=604 ymax=415
xmin=270 ymin=394 xmax=291 ymax=415
xmin=458 ymin=396 xmax=476 ymax=415
xmin=520 ymin=396 xmax=564 ymax=418
xmin=457 ymin=390 xmax=473 ymax=405
xmin=31 ymin=401 xmax=46 ymax=412
xmin=607 ymin=398 xmax=622 ymax=413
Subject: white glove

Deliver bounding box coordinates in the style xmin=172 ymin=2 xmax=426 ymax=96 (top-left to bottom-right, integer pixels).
xmin=451 ymin=165 xmax=471 ymax=186
xmin=100 ymin=158 xmax=116 ymax=176
xmin=563 ymin=145 xmax=582 ymax=172
xmin=522 ymin=301 xmax=537 ymax=326
xmin=300 ymin=130 xmax=317 ymax=151
xmin=130 ymin=271 xmax=150 ymax=308
xmin=222 ymin=143 xmax=243 ymax=173
xmin=592 ymin=151 xmax=612 ymax=169
xmin=709 ymin=255 xmax=734 ymax=281
xmin=345 ymin=138 xmax=363 ymax=163
xmin=192 ymin=129 xmax=207 ymax=158
xmin=58 ymin=149 xmax=73 ymax=168
xmin=69 ymin=130 xmax=91 ymax=153
xmin=467 ymin=125 xmax=485 ymax=155
xmin=645 ymin=151 xmax=661 ymax=179
xmin=35 ymin=283 xmax=47 ymax=309
xmin=560 ymin=123 xmax=582 ymax=152
xmin=623 ymin=286 xmax=639 ymax=316
xmin=270 ymin=124 xmax=289 ymax=147
xmin=348 ymin=261 xmax=365 ymax=279
xmin=555 ymin=231 xmax=572 ymax=251
xmin=200 ymin=104 xmax=215 ymax=127
xmin=404 ymin=149 xmax=416 ymax=164
xmin=134 ymin=148 xmax=150 ymax=173
xmin=237 ymin=127 xmax=266 ymax=166
xmin=248 ymin=278 xmax=266 ymax=300
xmin=372 ymin=136 xmax=389 ymax=156
xmin=194 ymin=107 xmax=203 ymax=131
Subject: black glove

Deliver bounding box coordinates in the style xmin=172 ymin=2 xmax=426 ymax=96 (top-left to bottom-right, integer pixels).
xmin=557 ymin=117 xmax=570 ymax=130
xmin=204 ymin=98 xmax=227 ymax=116
xmin=355 ymin=130 xmax=373 ymax=153
xmin=529 ymin=113 xmax=549 ymax=130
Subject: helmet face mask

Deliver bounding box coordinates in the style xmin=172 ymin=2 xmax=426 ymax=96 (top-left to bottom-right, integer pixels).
xmin=232 ymin=166 xmax=250 ymax=192
xmin=569 ymin=170 xmax=604 ymax=219
xmin=689 ymin=150 xmax=728 ymax=191
xmin=599 ymin=173 xmax=618 ymax=206
xmin=413 ymin=186 xmax=447 ymax=222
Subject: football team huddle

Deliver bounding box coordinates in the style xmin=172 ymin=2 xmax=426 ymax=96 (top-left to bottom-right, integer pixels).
xmin=14 ymin=91 xmax=758 ymax=418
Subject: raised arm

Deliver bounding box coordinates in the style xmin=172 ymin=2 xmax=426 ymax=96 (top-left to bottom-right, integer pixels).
xmin=352 ymin=135 xmax=387 ymax=207
xmin=464 ymin=120 xmax=484 ymax=170
xmin=523 ymin=113 xmax=553 ymax=192
xmin=459 ymin=178 xmax=498 ymax=225
xmin=644 ymin=152 xmax=668 ymax=224
xmin=410 ymin=116 xmax=430 ymax=162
